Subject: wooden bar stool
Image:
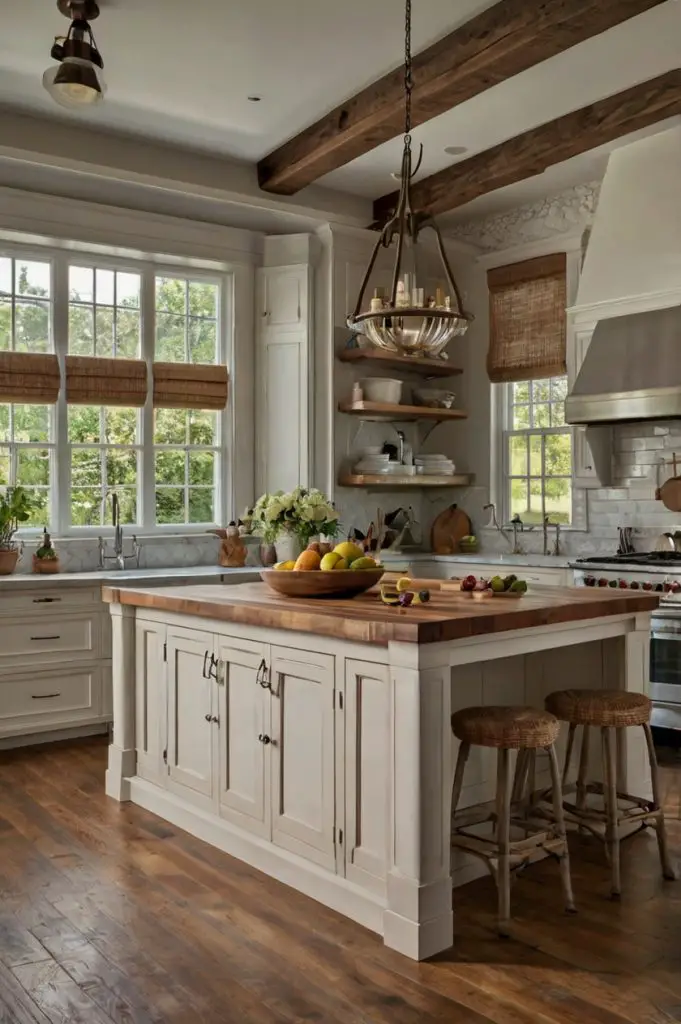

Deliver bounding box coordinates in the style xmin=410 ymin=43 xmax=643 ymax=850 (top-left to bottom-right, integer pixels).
xmin=545 ymin=689 xmax=675 ymax=898
xmin=451 ymin=706 xmax=576 ymax=937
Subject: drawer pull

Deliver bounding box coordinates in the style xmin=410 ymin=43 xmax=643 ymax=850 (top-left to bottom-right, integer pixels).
xmin=31 ymin=693 xmax=61 ymax=700
xmin=30 ymin=635 xmax=61 ymax=641
xmin=32 ymin=597 xmax=61 ymax=604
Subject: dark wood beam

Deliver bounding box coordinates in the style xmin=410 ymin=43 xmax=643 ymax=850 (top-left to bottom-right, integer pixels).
xmin=373 ymin=70 xmax=681 ymax=222
xmin=257 ymin=0 xmax=668 ymax=196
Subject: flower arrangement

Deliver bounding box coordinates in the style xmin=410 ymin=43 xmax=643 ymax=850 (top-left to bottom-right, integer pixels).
xmin=251 ymin=487 xmax=341 ymax=546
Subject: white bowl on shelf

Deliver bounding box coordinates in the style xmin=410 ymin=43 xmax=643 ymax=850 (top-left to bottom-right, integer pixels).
xmin=358 ymin=378 xmax=403 ymax=404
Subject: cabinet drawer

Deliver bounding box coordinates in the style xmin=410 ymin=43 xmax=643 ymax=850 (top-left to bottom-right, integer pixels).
xmin=0 ymin=667 xmax=102 ymax=736
xmin=0 ymin=615 xmax=100 ymax=667
xmin=0 ymin=587 xmax=99 ymax=617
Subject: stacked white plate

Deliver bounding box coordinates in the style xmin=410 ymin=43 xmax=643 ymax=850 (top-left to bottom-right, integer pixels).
xmin=415 ymin=454 xmax=456 ymax=476
xmin=354 ymin=452 xmax=391 ymax=474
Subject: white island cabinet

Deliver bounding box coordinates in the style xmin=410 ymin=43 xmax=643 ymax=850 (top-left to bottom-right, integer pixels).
xmin=105 ymin=581 xmax=658 ymax=960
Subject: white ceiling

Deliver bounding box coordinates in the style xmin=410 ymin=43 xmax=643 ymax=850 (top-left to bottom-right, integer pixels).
xmin=0 ymin=0 xmax=679 ymax=222
xmin=0 ymin=0 xmax=493 ymax=159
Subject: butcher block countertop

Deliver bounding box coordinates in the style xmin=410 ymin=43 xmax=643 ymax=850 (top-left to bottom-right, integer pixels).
xmin=102 ymin=581 xmax=659 ymax=646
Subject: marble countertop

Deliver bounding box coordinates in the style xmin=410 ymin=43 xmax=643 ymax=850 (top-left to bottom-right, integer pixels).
xmin=0 ymin=565 xmax=260 ymax=591
xmin=381 ymin=552 xmax=574 ymax=569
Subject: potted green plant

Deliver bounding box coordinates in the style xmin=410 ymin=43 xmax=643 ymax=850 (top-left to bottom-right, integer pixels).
xmin=0 ymin=486 xmax=33 ymax=575
xmin=33 ymin=528 xmax=61 ymax=575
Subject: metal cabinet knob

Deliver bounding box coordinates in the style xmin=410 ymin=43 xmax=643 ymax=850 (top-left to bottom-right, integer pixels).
xmin=258 ymin=733 xmax=271 ymax=745
xmin=205 ymin=713 xmax=212 ymax=722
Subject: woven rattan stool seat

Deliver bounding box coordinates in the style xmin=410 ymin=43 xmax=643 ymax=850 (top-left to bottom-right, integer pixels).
xmin=545 ymin=689 xmax=651 ymax=728
xmin=451 ymin=706 xmax=559 ymax=750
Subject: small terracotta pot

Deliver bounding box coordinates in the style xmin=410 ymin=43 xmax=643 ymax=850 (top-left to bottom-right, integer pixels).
xmin=0 ymin=548 xmax=19 ymax=575
xmin=32 ymin=556 xmax=61 ymax=575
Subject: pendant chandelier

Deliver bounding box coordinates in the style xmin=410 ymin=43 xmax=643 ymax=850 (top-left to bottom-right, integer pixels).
xmin=347 ymin=0 xmax=473 ymax=357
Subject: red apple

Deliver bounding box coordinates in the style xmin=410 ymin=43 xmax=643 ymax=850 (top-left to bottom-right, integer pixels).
xmin=461 ymin=575 xmax=477 ymax=592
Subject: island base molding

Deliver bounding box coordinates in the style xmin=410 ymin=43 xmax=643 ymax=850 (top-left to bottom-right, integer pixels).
xmin=129 ymin=776 xmax=386 ymax=938
xmin=104 ymin=591 xmax=655 ymax=961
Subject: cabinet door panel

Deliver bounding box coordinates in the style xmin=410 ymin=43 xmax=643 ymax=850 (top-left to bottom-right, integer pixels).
xmin=345 ymin=660 xmax=390 ymax=895
xmin=135 ymin=620 xmax=166 ymax=784
xmin=216 ymin=639 xmax=270 ymax=837
xmin=271 ymin=649 xmax=336 ymax=870
xmin=167 ymin=630 xmax=214 ymax=801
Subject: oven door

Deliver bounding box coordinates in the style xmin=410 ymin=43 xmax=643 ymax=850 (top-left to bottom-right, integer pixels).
xmin=650 ymin=613 xmax=681 ymax=729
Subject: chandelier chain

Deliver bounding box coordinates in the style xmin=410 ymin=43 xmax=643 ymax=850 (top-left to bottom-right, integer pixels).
xmin=404 ymin=0 xmax=412 ymax=141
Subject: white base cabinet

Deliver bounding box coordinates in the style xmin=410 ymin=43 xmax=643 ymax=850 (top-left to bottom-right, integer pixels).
xmin=135 ymin=619 xmax=341 ymax=873
xmin=0 ymin=584 xmax=111 ymax=745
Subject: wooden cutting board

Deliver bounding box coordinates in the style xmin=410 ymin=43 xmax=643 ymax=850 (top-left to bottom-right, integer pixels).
xmin=431 ymin=504 xmax=472 ymax=555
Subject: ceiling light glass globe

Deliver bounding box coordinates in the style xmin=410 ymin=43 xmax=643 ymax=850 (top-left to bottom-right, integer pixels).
xmin=43 ymin=57 xmax=106 ymax=109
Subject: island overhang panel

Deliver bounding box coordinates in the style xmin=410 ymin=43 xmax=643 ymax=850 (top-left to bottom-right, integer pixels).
xmin=103 ymin=581 xmax=658 ymax=960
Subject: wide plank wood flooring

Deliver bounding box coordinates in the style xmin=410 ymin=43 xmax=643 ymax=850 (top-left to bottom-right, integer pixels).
xmin=0 ymin=736 xmax=680 ymax=1024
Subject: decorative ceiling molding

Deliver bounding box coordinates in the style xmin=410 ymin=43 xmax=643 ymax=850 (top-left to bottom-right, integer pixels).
xmin=451 ymin=181 xmax=601 ymax=253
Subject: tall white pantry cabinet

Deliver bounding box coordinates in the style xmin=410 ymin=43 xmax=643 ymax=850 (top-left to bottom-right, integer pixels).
xmin=256 ymin=235 xmax=319 ymax=497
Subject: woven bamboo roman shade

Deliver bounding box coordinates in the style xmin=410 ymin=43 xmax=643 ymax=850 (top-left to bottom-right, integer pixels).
xmin=65 ymin=356 xmax=147 ymax=406
xmin=0 ymin=352 xmax=60 ymax=404
xmin=487 ymin=253 xmax=567 ymax=383
xmin=153 ymin=363 xmax=228 ymax=410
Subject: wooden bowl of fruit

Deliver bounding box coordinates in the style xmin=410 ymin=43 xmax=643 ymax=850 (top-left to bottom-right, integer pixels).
xmin=260 ymin=542 xmax=384 ymax=599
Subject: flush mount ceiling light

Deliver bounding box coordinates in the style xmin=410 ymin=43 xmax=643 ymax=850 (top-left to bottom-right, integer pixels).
xmin=347 ymin=0 xmax=473 ymax=356
xmin=43 ymin=0 xmax=106 ymax=109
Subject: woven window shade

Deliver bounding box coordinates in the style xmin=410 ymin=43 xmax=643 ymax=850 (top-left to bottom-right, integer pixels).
xmin=65 ymin=356 xmax=147 ymax=406
xmin=487 ymin=253 xmax=567 ymax=383
xmin=0 ymin=352 xmax=60 ymax=404
xmin=153 ymin=363 xmax=228 ymax=410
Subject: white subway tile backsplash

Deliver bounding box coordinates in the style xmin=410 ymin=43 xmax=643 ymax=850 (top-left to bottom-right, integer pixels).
xmin=616 ymin=437 xmax=665 ymax=453
xmin=581 ymin=421 xmax=681 ymax=553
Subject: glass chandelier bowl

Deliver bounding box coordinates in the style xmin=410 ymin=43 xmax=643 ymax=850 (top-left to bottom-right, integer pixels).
xmin=347 ymin=0 xmax=473 ymax=357
xmin=350 ymin=305 xmax=470 ymax=357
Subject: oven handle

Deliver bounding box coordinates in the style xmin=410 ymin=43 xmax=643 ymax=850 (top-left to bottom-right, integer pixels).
xmin=652 ymin=630 xmax=681 ymax=641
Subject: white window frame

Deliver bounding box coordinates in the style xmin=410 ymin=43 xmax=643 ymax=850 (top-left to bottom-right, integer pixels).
xmin=492 ymin=380 xmax=586 ymax=531
xmin=0 ymin=240 xmax=234 ymax=537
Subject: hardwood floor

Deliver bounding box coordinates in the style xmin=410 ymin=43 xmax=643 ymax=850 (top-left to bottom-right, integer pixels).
xmin=0 ymin=738 xmax=679 ymax=1024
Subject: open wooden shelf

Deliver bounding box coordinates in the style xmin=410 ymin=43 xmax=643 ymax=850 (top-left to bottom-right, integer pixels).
xmin=338 ymin=400 xmax=467 ymax=422
xmin=339 ymin=472 xmax=474 ymax=489
xmin=338 ymin=348 xmax=462 ymax=378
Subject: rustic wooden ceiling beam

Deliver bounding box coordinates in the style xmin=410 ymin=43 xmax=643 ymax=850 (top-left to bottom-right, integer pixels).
xmin=372 ymin=70 xmax=681 ymax=222
xmin=257 ymin=0 xmax=668 ymax=196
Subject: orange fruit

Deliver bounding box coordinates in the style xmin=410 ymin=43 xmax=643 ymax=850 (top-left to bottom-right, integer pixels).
xmin=294 ymin=550 xmax=321 ymax=571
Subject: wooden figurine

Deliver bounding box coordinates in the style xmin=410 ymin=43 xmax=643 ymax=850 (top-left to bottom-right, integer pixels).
xmin=211 ymin=523 xmax=247 ymax=568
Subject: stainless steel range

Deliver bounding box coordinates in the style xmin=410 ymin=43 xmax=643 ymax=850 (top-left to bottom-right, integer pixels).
xmin=572 ymin=552 xmax=681 ymax=730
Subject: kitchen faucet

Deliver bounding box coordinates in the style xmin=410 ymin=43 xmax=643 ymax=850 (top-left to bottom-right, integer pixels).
xmin=98 ymin=492 xmax=140 ymax=571
xmin=483 ymin=502 xmax=513 ymax=551
xmin=543 ymin=516 xmax=562 ymax=557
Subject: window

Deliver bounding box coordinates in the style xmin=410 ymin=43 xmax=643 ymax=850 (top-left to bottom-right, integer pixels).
xmin=68 ymin=266 xmax=141 ymax=358
xmin=504 ymin=376 xmax=572 ymax=525
xmin=69 ymin=406 xmax=140 ymax=526
xmin=0 ymin=404 xmax=53 ymax=526
xmin=153 ymin=276 xmax=221 ymax=525
xmin=0 ymin=244 xmax=231 ymax=535
xmin=0 ymin=256 xmax=51 ymax=353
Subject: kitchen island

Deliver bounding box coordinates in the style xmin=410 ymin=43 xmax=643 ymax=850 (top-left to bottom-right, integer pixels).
xmin=103 ymin=580 xmax=658 ymax=960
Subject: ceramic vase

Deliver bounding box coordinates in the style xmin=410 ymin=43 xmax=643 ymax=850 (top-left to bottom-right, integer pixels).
xmin=275 ymin=533 xmax=303 ymax=564
xmin=259 ymin=543 xmax=278 ymax=567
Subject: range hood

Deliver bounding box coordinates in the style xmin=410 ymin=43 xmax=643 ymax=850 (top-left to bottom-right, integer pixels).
xmin=566 ymin=126 xmax=681 ymax=426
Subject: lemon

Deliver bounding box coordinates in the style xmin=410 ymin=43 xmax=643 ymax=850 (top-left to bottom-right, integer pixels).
xmin=334 ymin=541 xmax=364 ymax=563
xmin=274 ymin=560 xmax=295 ymax=571
xmin=396 ymin=577 xmax=412 ymax=593
xmin=320 ymin=552 xmax=342 ymax=571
